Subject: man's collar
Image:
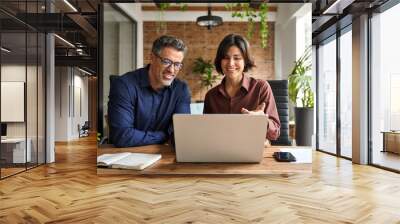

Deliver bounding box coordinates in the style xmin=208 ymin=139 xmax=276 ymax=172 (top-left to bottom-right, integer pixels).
xmin=138 ymin=64 xmax=151 ymax=88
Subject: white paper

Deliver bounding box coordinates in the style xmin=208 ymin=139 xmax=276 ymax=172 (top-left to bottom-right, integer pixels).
xmin=279 ymin=148 xmax=312 ymax=163
xmin=97 ymin=152 xmax=161 ymax=170
xmin=97 ymin=152 xmax=131 ymax=166
xmin=111 ymin=153 xmax=161 ymax=170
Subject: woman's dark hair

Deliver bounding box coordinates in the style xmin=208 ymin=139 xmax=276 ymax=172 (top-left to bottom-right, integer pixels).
xmin=214 ymin=34 xmax=255 ymax=74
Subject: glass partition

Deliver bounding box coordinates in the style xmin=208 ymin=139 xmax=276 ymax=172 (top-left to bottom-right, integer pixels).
xmin=371 ymin=3 xmax=400 ymax=171
xmin=27 ymin=31 xmax=38 ymax=169
xmin=0 ymin=1 xmax=46 ymax=179
xmin=317 ymin=36 xmax=337 ymax=155
xmin=1 ymin=27 xmax=28 ymax=178
xmin=339 ymin=28 xmax=352 ymax=158
xmin=101 ymin=3 xmax=136 ymax=139
xmin=37 ymin=32 xmax=45 ymax=165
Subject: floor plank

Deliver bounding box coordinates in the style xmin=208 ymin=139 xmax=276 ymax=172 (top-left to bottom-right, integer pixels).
xmin=1 ymin=136 xmax=400 ymax=223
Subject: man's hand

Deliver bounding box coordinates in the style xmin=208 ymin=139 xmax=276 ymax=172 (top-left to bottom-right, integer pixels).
xmin=241 ymin=102 xmax=266 ymax=115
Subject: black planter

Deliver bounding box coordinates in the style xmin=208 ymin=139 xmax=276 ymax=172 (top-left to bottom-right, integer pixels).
xmin=295 ymin=107 xmax=314 ymax=146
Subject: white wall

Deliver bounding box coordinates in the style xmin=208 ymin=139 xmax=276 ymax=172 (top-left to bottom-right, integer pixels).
xmin=1 ymin=65 xmax=36 ymax=136
xmin=117 ymin=3 xmax=144 ymax=68
xmin=118 ymin=22 xmax=135 ymax=72
xmin=54 ymin=67 xmax=89 ymax=141
xmin=274 ymin=4 xmax=311 ymax=80
xmin=55 ymin=67 xmax=69 ymax=141
xmin=1 ymin=63 xmax=47 ymax=162
xmin=1 ymin=65 xmax=26 ymax=82
xmin=1 ymin=65 xmax=27 ymax=139
xmin=73 ymin=74 xmax=89 ymax=138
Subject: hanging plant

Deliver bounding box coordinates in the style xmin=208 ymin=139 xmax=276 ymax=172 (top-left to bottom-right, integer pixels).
xmin=155 ymin=3 xmax=169 ymax=34
xmin=178 ymin=3 xmax=188 ymax=11
xmin=155 ymin=3 xmax=188 ymax=34
xmin=225 ymin=3 xmax=269 ymax=48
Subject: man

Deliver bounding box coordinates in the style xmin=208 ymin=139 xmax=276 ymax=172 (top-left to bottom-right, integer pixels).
xmin=108 ymin=35 xmax=191 ymax=147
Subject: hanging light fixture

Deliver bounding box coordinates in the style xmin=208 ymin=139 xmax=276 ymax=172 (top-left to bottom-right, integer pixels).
xmin=196 ymin=5 xmax=222 ymax=30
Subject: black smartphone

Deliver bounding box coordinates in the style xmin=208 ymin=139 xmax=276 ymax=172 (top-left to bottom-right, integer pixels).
xmin=273 ymin=152 xmax=296 ymax=162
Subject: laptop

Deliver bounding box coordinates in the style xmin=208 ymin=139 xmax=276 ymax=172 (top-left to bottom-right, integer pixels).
xmin=173 ymin=114 xmax=268 ymax=163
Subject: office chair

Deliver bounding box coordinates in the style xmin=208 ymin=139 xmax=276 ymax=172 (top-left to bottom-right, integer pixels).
xmin=99 ymin=75 xmax=119 ymax=145
xmin=268 ymin=80 xmax=292 ymax=146
xmin=78 ymin=121 xmax=90 ymax=138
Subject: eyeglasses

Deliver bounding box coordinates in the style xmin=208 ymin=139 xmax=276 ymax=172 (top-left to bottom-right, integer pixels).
xmin=155 ymin=54 xmax=184 ymax=70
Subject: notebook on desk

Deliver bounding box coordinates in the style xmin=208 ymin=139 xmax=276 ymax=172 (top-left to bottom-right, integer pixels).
xmin=173 ymin=114 xmax=268 ymax=163
xmin=97 ymin=152 xmax=161 ymax=170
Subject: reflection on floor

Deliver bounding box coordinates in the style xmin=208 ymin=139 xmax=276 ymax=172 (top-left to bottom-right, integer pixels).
xmin=0 ymin=159 xmax=26 ymax=178
xmin=0 ymin=167 xmax=26 ymax=177
xmin=0 ymin=163 xmax=43 ymax=178
xmin=373 ymin=150 xmax=400 ymax=170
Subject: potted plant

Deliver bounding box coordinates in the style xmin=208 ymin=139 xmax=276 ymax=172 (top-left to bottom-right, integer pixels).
xmin=192 ymin=57 xmax=218 ymax=101
xmin=288 ymin=47 xmax=314 ymax=146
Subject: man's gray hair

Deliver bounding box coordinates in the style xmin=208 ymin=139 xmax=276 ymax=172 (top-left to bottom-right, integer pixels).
xmin=151 ymin=35 xmax=187 ymax=56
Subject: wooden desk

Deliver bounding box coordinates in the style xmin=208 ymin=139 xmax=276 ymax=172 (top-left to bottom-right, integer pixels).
xmin=97 ymin=144 xmax=312 ymax=175
xmin=382 ymin=131 xmax=400 ymax=154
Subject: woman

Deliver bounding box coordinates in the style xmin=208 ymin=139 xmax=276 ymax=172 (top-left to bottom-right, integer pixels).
xmin=203 ymin=34 xmax=280 ymax=141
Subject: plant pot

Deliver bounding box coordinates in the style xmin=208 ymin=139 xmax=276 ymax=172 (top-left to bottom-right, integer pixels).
xmin=294 ymin=107 xmax=314 ymax=146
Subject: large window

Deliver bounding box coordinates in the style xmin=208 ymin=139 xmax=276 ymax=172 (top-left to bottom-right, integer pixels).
xmin=317 ymin=36 xmax=337 ymax=154
xmin=316 ymin=26 xmax=353 ymax=159
xmin=371 ymin=3 xmax=400 ymax=171
xmin=340 ymin=28 xmax=352 ymax=158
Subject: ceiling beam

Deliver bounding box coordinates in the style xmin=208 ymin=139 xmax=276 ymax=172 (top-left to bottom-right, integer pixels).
xmin=55 ymin=55 xmax=96 ymax=69
xmin=141 ymin=5 xmax=278 ymax=12
xmin=67 ymin=13 xmax=97 ymax=40
xmin=322 ymin=0 xmax=355 ymax=14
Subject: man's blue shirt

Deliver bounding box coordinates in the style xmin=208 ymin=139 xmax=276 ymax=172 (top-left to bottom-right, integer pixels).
xmin=108 ymin=65 xmax=191 ymax=147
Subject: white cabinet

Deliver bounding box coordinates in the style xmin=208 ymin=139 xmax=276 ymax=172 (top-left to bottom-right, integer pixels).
xmin=1 ymin=138 xmax=31 ymax=163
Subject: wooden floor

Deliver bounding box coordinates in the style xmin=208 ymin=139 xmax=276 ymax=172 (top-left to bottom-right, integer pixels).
xmin=1 ymin=167 xmax=26 ymax=178
xmin=1 ymin=137 xmax=400 ymax=223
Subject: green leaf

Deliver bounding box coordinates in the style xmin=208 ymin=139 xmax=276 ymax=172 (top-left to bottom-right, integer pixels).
xmin=226 ymin=2 xmax=269 ymax=48
xmin=178 ymin=3 xmax=188 ymax=11
xmin=192 ymin=57 xmax=218 ymax=89
xmin=288 ymin=47 xmax=314 ymax=107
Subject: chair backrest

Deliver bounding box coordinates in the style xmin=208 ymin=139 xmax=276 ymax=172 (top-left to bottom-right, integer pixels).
xmin=81 ymin=121 xmax=90 ymax=130
xmin=104 ymin=75 xmax=120 ymax=145
xmin=268 ymin=80 xmax=292 ymax=145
